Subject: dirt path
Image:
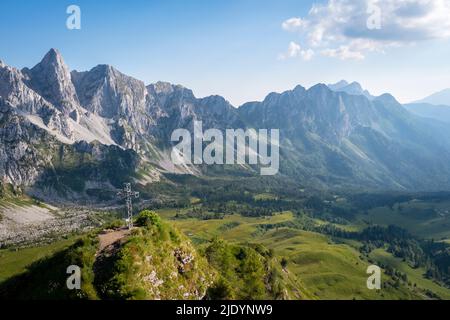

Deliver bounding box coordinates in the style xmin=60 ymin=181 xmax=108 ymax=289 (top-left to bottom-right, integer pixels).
xmin=98 ymin=228 xmax=130 ymax=253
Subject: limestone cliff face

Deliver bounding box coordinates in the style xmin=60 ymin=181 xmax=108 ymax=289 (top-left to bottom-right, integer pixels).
xmin=0 ymin=58 xmax=73 ymax=139
xmin=24 ymin=49 xmax=81 ymax=116
xmin=0 ymin=99 xmax=57 ymax=186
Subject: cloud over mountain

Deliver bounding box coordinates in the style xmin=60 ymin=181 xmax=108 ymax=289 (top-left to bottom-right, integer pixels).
xmin=278 ymin=42 xmax=314 ymax=61
xmin=281 ymin=0 xmax=450 ymax=60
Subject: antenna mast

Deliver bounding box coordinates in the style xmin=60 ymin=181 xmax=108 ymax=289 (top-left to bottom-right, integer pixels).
xmin=117 ymin=183 xmax=139 ymax=229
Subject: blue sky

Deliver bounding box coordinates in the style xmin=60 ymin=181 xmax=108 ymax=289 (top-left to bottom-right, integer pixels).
xmin=1 ymin=0 xmax=450 ymax=106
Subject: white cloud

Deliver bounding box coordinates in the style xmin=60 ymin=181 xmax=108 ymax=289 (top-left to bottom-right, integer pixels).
xmin=281 ymin=18 xmax=306 ymax=32
xmin=301 ymin=48 xmax=315 ymax=61
xmin=278 ymin=42 xmax=315 ymax=61
xmin=321 ymin=46 xmax=365 ymax=60
xmin=287 ymin=41 xmax=301 ymax=58
xmin=281 ymin=0 xmax=450 ymax=60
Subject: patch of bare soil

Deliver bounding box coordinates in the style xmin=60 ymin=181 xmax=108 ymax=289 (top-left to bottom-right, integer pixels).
xmin=98 ymin=228 xmax=131 ymax=253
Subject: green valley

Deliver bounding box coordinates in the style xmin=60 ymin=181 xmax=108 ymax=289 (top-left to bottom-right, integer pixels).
xmin=2 ymin=184 xmax=449 ymax=300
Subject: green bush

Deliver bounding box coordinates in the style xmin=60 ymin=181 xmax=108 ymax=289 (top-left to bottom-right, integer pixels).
xmin=103 ymin=219 xmax=125 ymax=230
xmin=135 ymin=210 xmax=162 ymax=228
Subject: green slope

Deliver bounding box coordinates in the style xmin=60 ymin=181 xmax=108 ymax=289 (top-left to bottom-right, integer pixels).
xmin=160 ymin=210 xmax=450 ymax=300
xmin=0 ymin=211 xmax=292 ymax=300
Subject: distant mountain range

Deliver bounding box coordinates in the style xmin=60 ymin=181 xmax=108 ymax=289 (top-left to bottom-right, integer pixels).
xmin=2 ymin=49 xmax=450 ymax=200
xmin=404 ymin=103 xmax=450 ymax=124
xmin=415 ymin=89 xmax=450 ymax=106
xmin=401 ymin=89 xmax=450 ymax=124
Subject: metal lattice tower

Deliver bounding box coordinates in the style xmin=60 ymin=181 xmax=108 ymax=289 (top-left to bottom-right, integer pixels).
xmin=117 ymin=183 xmax=139 ymax=229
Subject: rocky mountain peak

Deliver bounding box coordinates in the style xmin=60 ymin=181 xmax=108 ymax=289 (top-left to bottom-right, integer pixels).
xmin=148 ymin=81 xmax=176 ymax=95
xmin=197 ymin=95 xmax=238 ymax=119
xmin=88 ymin=64 xmax=119 ymax=79
xmin=328 ymin=80 xmax=374 ymax=100
xmin=199 ymin=95 xmax=230 ymax=106
xmin=71 ymin=63 xmax=148 ymax=122
xmin=374 ymin=93 xmax=398 ymax=104
xmin=256 ymin=85 xmax=307 ymax=105
xmin=346 ymin=81 xmax=363 ymax=91
xmin=328 ymin=80 xmax=349 ymax=90
xmin=30 ymin=49 xmax=71 ymax=81
xmin=41 ymin=48 xmax=64 ymax=66
xmin=293 ymin=84 xmax=306 ymax=93
xmin=147 ymin=81 xmax=195 ymax=99
xmin=308 ymin=83 xmax=332 ymax=96
xmin=25 ymin=49 xmax=80 ymax=115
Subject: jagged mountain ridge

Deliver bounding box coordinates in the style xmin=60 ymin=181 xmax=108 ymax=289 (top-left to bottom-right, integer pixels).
xmin=328 ymin=80 xmax=374 ymax=100
xmin=0 ymin=49 xmax=244 ymax=191
xmin=239 ymin=85 xmax=450 ymax=190
xmin=2 ymin=49 xmax=450 ymax=195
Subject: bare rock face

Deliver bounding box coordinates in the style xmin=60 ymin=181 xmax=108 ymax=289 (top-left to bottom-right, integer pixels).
xmin=0 ymin=50 xmax=152 ymax=190
xmin=72 ymin=65 xmax=147 ymax=119
xmin=145 ymin=81 xmax=241 ymax=141
xmin=0 ymin=98 xmax=57 ymax=186
xmin=24 ymin=48 xmax=80 ymax=116
xmin=72 ymin=65 xmax=155 ymax=150
xmin=0 ymin=54 xmax=73 ymax=139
